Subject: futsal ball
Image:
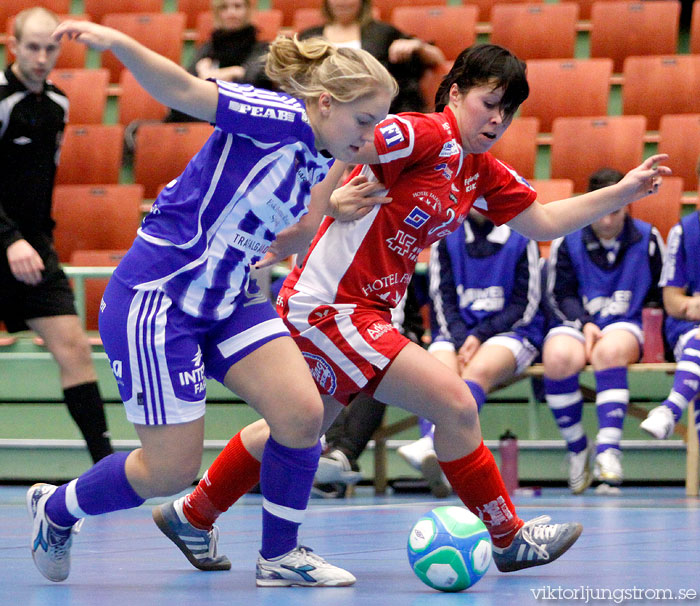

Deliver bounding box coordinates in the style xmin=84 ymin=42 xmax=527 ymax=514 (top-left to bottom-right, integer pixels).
xmin=407 ymin=506 xmax=492 ymax=592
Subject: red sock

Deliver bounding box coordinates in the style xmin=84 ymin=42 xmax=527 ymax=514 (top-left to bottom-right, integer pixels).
xmin=183 ymin=432 xmax=261 ymax=530
xmin=439 ymin=441 xmax=523 ymax=548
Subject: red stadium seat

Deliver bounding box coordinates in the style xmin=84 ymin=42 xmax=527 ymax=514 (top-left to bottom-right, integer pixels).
xmin=133 ymin=122 xmax=214 ymax=198
xmin=52 ymin=185 xmax=143 ymax=263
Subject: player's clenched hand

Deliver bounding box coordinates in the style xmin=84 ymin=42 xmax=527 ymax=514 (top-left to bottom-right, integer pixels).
xmin=329 ymin=175 xmax=392 ymax=222
xmin=53 ymin=20 xmax=124 ymax=52
xmin=7 ymin=239 xmax=44 ymax=286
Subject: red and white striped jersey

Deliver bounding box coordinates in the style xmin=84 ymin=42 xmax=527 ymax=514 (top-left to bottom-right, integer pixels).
xmin=284 ymin=107 xmax=536 ymax=314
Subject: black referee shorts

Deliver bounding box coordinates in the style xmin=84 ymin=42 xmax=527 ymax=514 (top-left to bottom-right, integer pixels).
xmin=0 ymin=260 xmax=77 ymax=333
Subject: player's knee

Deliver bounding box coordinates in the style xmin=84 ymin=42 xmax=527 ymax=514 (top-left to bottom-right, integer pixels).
xmin=591 ymin=342 xmax=631 ymax=369
xmin=543 ymin=347 xmax=581 ymax=379
xmin=435 ymin=384 xmax=479 ymax=429
xmin=54 ymin=332 xmax=93 ymax=369
xmin=268 ymin=393 xmax=324 ymax=446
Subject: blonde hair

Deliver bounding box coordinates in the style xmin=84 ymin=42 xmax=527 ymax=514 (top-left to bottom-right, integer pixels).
xmin=13 ymin=7 xmax=59 ymax=41
xmin=265 ymin=35 xmax=397 ymax=104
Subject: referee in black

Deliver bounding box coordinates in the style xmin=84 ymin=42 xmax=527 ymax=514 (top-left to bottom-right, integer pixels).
xmin=0 ymin=7 xmax=112 ymax=463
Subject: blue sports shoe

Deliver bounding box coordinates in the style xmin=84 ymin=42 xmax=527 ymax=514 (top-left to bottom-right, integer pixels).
xmin=152 ymin=498 xmax=231 ymax=571
xmin=256 ymin=545 xmax=356 ymax=587
xmin=27 ymin=483 xmax=82 ymax=582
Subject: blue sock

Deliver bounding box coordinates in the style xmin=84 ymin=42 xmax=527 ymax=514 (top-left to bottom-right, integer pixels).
xmin=544 ymin=374 xmax=587 ymax=453
xmin=664 ymin=335 xmax=700 ymax=421
xmin=260 ymin=437 xmax=321 ymax=559
xmin=594 ymin=367 xmax=628 ymax=455
xmin=45 ymin=452 xmax=145 ymax=527
xmin=465 ymin=380 xmax=487 ymax=411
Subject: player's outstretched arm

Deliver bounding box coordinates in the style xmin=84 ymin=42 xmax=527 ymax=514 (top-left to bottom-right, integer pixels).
xmin=508 ymin=154 xmax=672 ymax=241
xmin=53 ymin=20 xmax=218 ymax=123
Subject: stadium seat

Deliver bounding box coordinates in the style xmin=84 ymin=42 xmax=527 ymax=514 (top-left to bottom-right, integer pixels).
xmin=69 ymin=250 xmax=128 ymax=331
xmin=133 ymin=122 xmax=214 ymax=198
xmin=195 ymin=9 xmax=284 ymax=44
xmin=270 ymin=0 xmax=324 ymax=26
xmin=550 ymin=115 xmax=646 ymax=192
xmin=0 ymin=0 xmax=70 ymax=30
xmin=117 ymin=70 xmax=169 ymax=126
xmin=83 ymin=0 xmax=163 ymax=25
xmin=55 ymin=124 xmax=125 ymax=185
xmin=691 ymin=0 xmax=700 ymax=55
xmin=568 ymin=0 xmax=623 ymax=21
xmin=590 ymin=1 xmax=680 ymax=73
xmin=390 ymin=5 xmax=478 ymax=62
xmin=658 ymin=114 xmax=700 ymax=193
xmin=48 ymin=68 xmax=109 ymax=124
xmin=529 ymin=178 xmax=575 ymax=257
xmin=372 ymin=0 xmax=450 ymax=21
xmin=519 ymin=58 xmax=613 ymax=133
xmin=100 ymin=13 xmax=187 ymax=83
xmin=177 ymin=0 xmax=212 ymax=29
xmin=629 ymin=176 xmax=684 ymax=241
xmin=418 ymin=60 xmax=452 ymax=112
xmin=490 ymin=3 xmax=578 ymax=61
xmin=52 ymin=185 xmax=144 ymax=263
xmin=291 ymin=8 xmax=326 ymax=33
xmin=622 ymin=55 xmax=700 ymax=131
xmin=488 ymin=117 xmax=540 ymax=179
xmin=463 ymin=0 xmax=541 ymax=23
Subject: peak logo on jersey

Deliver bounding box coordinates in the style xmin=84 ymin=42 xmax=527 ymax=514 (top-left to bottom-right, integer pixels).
xmin=227 ymin=100 xmax=295 ymax=122
xmin=379 ymin=122 xmax=404 ymax=147
xmin=303 ymin=352 xmax=337 ymax=395
xmin=439 ymin=140 xmax=459 ymax=157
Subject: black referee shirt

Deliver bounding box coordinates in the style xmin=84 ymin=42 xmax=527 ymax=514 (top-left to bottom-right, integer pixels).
xmin=0 ymin=65 xmax=68 ymax=254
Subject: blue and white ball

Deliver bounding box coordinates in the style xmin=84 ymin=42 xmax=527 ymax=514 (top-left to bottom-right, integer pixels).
xmin=407 ymin=506 xmax=492 ymax=592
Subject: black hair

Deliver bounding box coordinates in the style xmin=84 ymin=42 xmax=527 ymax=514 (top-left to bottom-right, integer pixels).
xmin=587 ymin=168 xmax=624 ymax=192
xmin=434 ymin=44 xmax=529 ymax=118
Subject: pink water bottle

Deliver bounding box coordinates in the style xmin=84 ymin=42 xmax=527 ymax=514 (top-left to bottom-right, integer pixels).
xmin=642 ymin=307 xmax=665 ymax=363
xmin=499 ymin=430 xmax=519 ymax=496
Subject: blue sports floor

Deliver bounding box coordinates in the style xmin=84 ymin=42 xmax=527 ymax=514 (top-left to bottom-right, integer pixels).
xmin=1 ymin=485 xmax=699 ymax=606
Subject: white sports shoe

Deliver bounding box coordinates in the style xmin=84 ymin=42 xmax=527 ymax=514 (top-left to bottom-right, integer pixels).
xmin=594 ymin=448 xmax=623 ymax=486
xmin=27 ymin=483 xmax=83 ymax=582
xmin=492 ymin=515 xmax=583 ymax=572
xmin=640 ymin=405 xmax=676 ymax=440
xmin=397 ymin=436 xmax=435 ymax=471
xmin=567 ymin=445 xmax=593 ymax=495
xmin=256 ymin=546 xmax=356 ymax=587
xmin=315 ymin=449 xmax=362 ymax=485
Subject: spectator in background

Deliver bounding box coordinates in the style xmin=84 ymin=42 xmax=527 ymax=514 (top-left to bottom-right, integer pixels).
xmin=167 ymin=0 xmax=272 ymax=122
xmin=396 ymin=209 xmax=545 ymax=497
xmin=0 ymin=7 xmax=113 ymax=464
xmin=542 ymin=168 xmax=665 ymax=495
xmin=299 ymin=0 xmax=445 ymax=113
xmin=639 ymin=196 xmax=700 ymax=443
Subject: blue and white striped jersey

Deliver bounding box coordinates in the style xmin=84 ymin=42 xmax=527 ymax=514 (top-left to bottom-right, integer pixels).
xmin=115 ymin=81 xmax=332 ymax=320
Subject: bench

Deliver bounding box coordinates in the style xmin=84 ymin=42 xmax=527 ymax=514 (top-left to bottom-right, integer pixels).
xmin=370 ymin=363 xmax=699 ymax=497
